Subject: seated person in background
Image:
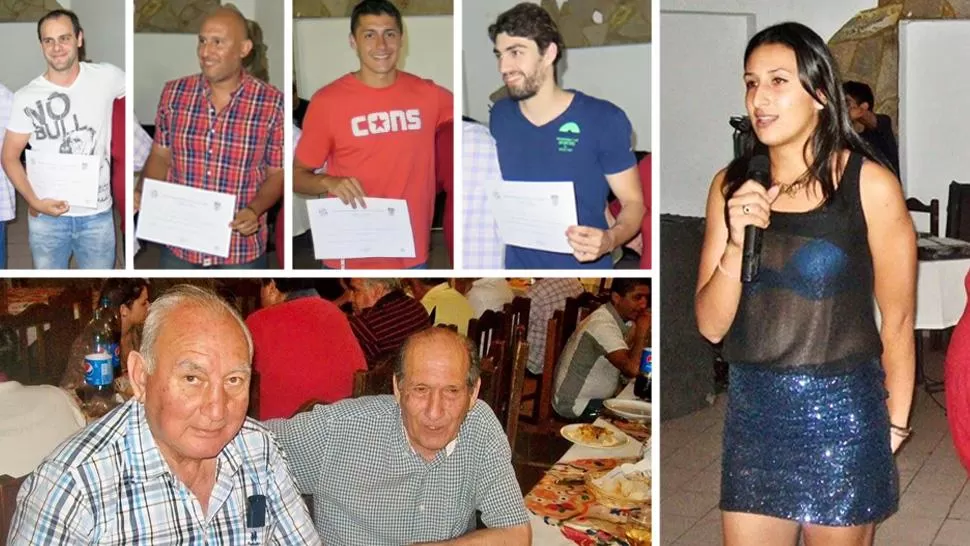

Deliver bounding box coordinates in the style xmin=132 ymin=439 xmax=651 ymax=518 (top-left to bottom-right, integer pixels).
xmin=526 ymin=277 xmax=585 ymax=375
xmin=9 ymin=285 xmax=319 ymax=545
xmin=843 ymin=81 xmax=900 ymax=176
xmin=0 ymin=325 xmax=86 ymax=477
xmin=455 ymin=277 xmax=515 ymax=318
xmin=552 ymin=279 xmax=651 ymax=419
xmin=406 ymin=278 xmax=475 ymax=335
xmin=348 ymin=278 xmax=431 ymax=362
xmin=264 ymin=328 xmax=531 ymax=544
xmin=61 ymin=278 xmax=151 ymax=391
xmin=247 ymin=278 xmax=367 ymax=419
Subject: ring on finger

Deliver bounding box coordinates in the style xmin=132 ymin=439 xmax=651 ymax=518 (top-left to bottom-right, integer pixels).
xmin=742 ymin=204 xmax=751 ymax=215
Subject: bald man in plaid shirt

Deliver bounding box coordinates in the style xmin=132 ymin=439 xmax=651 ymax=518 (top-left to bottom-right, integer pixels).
xmin=266 ymin=328 xmax=531 ymax=545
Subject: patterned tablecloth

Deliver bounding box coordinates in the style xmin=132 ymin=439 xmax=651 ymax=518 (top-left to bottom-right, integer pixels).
xmin=7 ymin=287 xmax=65 ymax=315
xmin=527 ymin=383 xmax=652 ymax=545
xmin=526 ymin=457 xmax=646 ymax=545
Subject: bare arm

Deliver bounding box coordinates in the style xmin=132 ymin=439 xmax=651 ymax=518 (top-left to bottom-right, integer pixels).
xmin=134 ymin=144 xmax=172 ymax=211
xmin=293 ymin=157 xmax=366 ymax=208
xmin=695 ymin=169 xmax=778 ymax=342
xmin=606 ymin=312 xmax=651 ymax=378
xmin=1 ymin=129 xmax=68 ymax=215
xmin=566 ymin=166 xmax=644 ymax=262
xmin=413 ymin=523 xmax=531 ymax=545
xmin=860 ymin=160 xmax=916 ymax=452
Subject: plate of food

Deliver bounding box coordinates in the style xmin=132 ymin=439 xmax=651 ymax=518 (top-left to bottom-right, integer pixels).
xmin=560 ymin=423 xmax=628 ymax=448
xmin=604 ymin=398 xmax=651 ymax=422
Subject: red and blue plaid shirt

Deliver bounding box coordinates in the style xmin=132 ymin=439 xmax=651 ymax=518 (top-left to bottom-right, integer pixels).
xmin=154 ymin=72 xmax=283 ymax=265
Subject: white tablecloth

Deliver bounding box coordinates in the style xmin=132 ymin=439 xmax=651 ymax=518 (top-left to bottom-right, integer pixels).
xmin=915 ymin=258 xmax=970 ymax=330
xmin=529 ymin=383 xmax=648 ymax=545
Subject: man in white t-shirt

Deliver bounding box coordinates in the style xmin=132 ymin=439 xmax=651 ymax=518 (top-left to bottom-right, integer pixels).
xmin=0 ymin=9 xmax=124 ymax=269
xmin=552 ymin=279 xmax=651 ymax=419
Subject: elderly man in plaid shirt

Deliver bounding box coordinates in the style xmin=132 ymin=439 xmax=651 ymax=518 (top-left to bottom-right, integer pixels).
xmin=136 ymin=7 xmax=283 ymax=269
xmin=7 ymin=285 xmax=319 ymax=545
xmin=266 ymin=328 xmax=531 ymax=544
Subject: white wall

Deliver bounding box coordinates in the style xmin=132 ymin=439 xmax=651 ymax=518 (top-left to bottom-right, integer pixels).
xmin=899 ymin=19 xmax=970 ymax=233
xmin=659 ymin=0 xmax=877 ymax=216
xmin=133 ymin=1 xmax=284 ymax=124
xmin=293 ymin=15 xmax=454 ymax=97
xmin=73 ymin=0 xmax=125 ymax=69
xmin=462 ymin=0 xmax=651 ymax=150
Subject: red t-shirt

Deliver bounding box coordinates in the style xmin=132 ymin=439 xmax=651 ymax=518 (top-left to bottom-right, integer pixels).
xmin=296 ymin=72 xmax=453 ymax=269
xmin=245 ymin=295 xmax=367 ymax=419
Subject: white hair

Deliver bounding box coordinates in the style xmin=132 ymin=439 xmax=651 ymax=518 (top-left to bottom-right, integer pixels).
xmin=139 ymin=284 xmax=253 ymax=373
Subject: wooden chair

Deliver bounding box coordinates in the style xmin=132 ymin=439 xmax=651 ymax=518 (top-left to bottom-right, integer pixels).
xmin=502 ymin=336 xmax=529 ymax=453
xmin=533 ymin=310 xmax=564 ymax=424
xmin=946 ymin=181 xmax=970 ymax=241
xmin=51 ymin=286 xmax=94 ymax=325
xmin=502 ymin=297 xmax=531 ymax=346
xmin=906 ymin=197 xmax=940 ymax=236
xmin=477 ymin=339 xmax=507 ymax=413
xmin=352 ymin=363 xmax=395 ymax=397
xmin=1 ymin=474 xmax=27 ymax=545
xmin=0 ymin=303 xmax=74 ymax=386
xmin=561 ymin=292 xmax=604 ymax=345
xmin=467 ymin=308 xmax=506 ymax=360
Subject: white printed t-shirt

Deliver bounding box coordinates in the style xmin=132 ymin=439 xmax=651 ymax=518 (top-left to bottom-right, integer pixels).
xmin=8 ymin=62 xmax=125 ymax=216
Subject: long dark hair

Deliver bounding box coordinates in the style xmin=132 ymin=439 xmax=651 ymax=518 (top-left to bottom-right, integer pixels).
xmin=723 ymin=22 xmax=884 ymax=201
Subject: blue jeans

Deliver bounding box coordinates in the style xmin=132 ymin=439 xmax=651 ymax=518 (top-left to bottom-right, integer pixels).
xmin=0 ymin=221 xmax=7 ymax=269
xmin=28 ymin=209 xmax=115 ymax=269
xmin=158 ymin=245 xmax=268 ymax=270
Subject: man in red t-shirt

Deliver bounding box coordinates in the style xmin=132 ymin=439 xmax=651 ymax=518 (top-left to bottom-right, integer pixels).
xmin=246 ymin=278 xmax=367 ymax=419
xmin=294 ymin=0 xmax=453 ymax=269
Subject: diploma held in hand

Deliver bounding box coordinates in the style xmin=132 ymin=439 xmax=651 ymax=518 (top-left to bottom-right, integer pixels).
xmin=26 ymin=150 xmax=99 ymax=209
xmin=490 ymin=181 xmax=578 ymax=253
xmin=307 ymin=197 xmax=416 ymax=259
xmin=135 ymin=178 xmax=236 ymax=258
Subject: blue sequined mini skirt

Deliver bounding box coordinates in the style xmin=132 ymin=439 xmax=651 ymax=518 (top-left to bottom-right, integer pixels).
xmin=720 ymin=359 xmax=898 ymax=525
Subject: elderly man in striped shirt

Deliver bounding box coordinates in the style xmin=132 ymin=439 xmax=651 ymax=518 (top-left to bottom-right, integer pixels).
xmin=7 ymin=286 xmax=319 ymax=545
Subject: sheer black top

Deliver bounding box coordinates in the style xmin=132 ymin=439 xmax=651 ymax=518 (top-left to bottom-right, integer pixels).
xmin=722 ymin=153 xmax=883 ymax=375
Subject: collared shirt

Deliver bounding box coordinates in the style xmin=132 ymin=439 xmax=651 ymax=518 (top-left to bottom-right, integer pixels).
xmin=8 ymin=400 xmax=319 ymax=545
xmin=133 ymin=116 xmax=152 ymax=172
xmin=0 ymin=83 xmax=15 ymax=222
xmin=349 ymin=289 xmax=431 ymax=361
xmin=154 ymin=72 xmax=284 ymax=265
xmin=265 ymin=396 xmax=530 ymax=545
xmin=526 ymin=278 xmax=586 ymax=374
xmin=420 ymin=282 xmax=475 ymax=335
xmin=462 ymin=121 xmax=504 ymax=269
xmin=553 ymin=303 xmax=631 ymax=418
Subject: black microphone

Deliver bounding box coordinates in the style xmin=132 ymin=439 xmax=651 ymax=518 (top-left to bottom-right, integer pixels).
xmin=741 ymin=155 xmax=771 ymax=283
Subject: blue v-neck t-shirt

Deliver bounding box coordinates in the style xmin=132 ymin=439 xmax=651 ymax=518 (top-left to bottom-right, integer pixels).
xmin=489 ymin=91 xmax=636 ymax=269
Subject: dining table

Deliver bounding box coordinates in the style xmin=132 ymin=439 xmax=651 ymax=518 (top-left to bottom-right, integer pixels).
xmin=526 ymin=382 xmax=652 ymax=545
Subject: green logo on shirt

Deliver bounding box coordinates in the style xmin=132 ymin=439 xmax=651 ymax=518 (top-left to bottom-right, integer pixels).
xmin=557 ymin=122 xmax=581 ymax=152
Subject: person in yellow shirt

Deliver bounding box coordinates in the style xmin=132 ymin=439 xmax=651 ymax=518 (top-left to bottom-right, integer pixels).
xmin=406 ymin=279 xmax=475 ymax=335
